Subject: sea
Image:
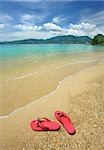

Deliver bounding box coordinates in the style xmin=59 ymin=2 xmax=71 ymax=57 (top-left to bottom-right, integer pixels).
xmin=0 ymin=44 xmax=104 ymax=117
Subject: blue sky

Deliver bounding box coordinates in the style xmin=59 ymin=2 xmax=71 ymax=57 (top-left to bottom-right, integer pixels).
xmin=0 ymin=0 xmax=104 ymax=41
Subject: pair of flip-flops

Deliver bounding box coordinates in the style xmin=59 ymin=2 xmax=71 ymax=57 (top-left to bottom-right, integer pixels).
xmin=30 ymin=111 xmax=76 ymax=135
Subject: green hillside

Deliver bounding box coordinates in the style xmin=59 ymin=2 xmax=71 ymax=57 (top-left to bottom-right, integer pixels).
xmin=92 ymin=34 xmax=104 ymax=45
xmin=0 ymin=35 xmax=91 ymax=44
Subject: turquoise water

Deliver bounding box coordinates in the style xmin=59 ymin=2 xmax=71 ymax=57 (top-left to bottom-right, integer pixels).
xmin=0 ymin=44 xmax=104 ymax=72
xmin=0 ymin=44 xmax=104 ymax=60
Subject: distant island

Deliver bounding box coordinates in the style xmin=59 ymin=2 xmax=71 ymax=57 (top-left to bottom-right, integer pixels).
xmin=0 ymin=35 xmax=91 ymax=44
xmin=0 ymin=34 xmax=104 ymax=45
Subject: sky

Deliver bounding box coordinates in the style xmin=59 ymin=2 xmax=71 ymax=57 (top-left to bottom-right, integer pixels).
xmin=0 ymin=0 xmax=104 ymax=41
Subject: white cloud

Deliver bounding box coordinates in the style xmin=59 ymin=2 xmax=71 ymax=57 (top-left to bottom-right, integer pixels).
xmin=20 ymin=13 xmax=44 ymax=23
xmin=0 ymin=24 xmax=5 ymax=29
xmin=21 ymin=14 xmax=34 ymax=21
xmin=0 ymin=30 xmax=55 ymax=41
xmin=0 ymin=14 xmax=12 ymax=23
xmin=15 ymin=24 xmax=43 ymax=31
xmin=43 ymin=22 xmax=104 ymax=38
xmin=80 ymin=10 xmax=104 ymax=27
xmin=43 ymin=22 xmax=62 ymax=31
xmin=52 ymin=16 xmax=61 ymax=24
xmin=52 ymin=16 xmax=67 ymax=24
xmin=69 ymin=22 xmax=96 ymax=31
xmin=0 ymin=21 xmax=104 ymax=41
xmin=66 ymin=22 xmax=104 ymax=37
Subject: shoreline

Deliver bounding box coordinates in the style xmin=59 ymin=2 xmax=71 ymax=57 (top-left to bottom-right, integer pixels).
xmin=0 ymin=51 xmax=104 ymax=116
xmin=0 ymin=58 xmax=104 ymax=119
xmin=0 ymin=60 xmax=104 ymax=150
xmin=6 ymin=57 xmax=104 ymax=81
xmin=0 ymin=61 xmax=99 ymax=119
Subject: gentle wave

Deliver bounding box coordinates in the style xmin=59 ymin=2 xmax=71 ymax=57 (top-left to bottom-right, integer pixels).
xmin=5 ymin=58 xmax=104 ymax=81
xmin=56 ymin=58 xmax=104 ymax=69
xmin=0 ymin=58 xmax=104 ymax=119
xmin=12 ymin=72 xmax=38 ymax=80
xmin=0 ymin=73 xmax=75 ymax=119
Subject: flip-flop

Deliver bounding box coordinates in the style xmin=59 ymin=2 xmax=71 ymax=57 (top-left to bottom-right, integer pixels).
xmin=54 ymin=111 xmax=76 ymax=135
xmin=30 ymin=117 xmax=60 ymax=131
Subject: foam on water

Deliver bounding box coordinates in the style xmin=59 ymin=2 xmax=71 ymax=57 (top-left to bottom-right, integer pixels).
xmin=0 ymin=58 xmax=104 ymax=119
xmin=5 ymin=58 xmax=104 ymax=81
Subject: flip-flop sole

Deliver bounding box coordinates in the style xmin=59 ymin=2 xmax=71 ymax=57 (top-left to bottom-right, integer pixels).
xmin=30 ymin=120 xmax=60 ymax=131
xmin=41 ymin=121 xmax=60 ymax=130
xmin=55 ymin=111 xmax=76 ymax=135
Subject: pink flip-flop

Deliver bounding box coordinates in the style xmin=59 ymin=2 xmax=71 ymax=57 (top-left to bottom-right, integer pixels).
xmin=54 ymin=111 xmax=76 ymax=135
xmin=30 ymin=117 xmax=60 ymax=131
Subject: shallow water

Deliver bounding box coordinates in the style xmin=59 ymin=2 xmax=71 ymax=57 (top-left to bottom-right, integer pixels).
xmin=0 ymin=44 xmax=104 ymax=116
xmin=0 ymin=44 xmax=104 ymax=59
xmin=0 ymin=44 xmax=104 ymax=76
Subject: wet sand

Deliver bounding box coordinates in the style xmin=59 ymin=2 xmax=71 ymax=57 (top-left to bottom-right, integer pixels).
xmin=0 ymin=52 xmax=104 ymax=150
xmin=0 ymin=52 xmax=104 ymax=116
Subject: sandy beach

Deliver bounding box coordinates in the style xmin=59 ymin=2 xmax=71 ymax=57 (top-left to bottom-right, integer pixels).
xmin=0 ymin=52 xmax=104 ymax=150
xmin=0 ymin=52 xmax=104 ymax=116
xmin=0 ymin=0 xmax=104 ymax=149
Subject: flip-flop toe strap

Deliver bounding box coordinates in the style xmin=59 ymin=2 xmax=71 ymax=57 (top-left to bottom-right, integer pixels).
xmin=35 ymin=119 xmax=49 ymax=130
xmin=38 ymin=117 xmax=52 ymax=122
xmin=56 ymin=111 xmax=67 ymax=118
